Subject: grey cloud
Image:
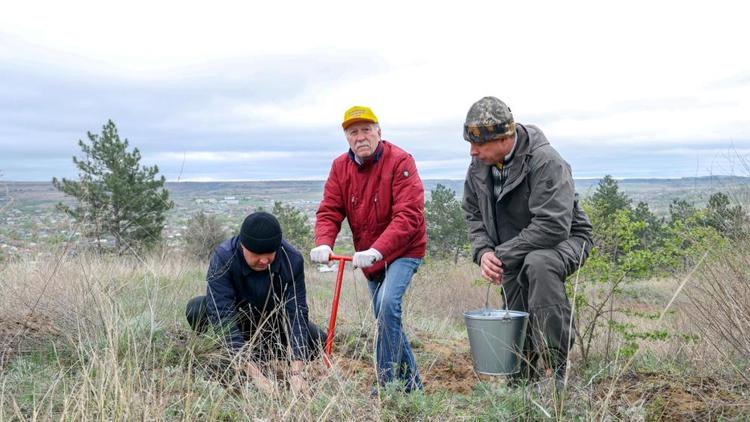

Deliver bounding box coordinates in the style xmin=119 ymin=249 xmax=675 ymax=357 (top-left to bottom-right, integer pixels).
xmin=2 ymin=35 xmax=748 ymax=181
xmin=520 ymin=96 xmax=738 ymax=126
xmin=0 ymin=36 xmax=386 ymax=139
xmin=0 ymin=40 xmax=387 ymax=180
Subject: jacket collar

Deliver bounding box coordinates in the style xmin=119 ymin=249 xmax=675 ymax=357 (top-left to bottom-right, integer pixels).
xmin=348 ymin=141 xmax=384 ymax=167
xmin=510 ymin=123 xmax=530 ymax=159
xmin=503 ymin=132 xmax=518 ymax=165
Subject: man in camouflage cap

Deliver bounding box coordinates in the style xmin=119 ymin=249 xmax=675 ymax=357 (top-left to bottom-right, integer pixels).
xmin=463 ymin=96 xmax=516 ymax=143
xmin=462 ymin=96 xmax=593 ymax=391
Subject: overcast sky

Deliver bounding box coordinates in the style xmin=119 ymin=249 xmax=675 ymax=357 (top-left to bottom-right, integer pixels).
xmin=1 ymin=1 xmax=749 ymax=181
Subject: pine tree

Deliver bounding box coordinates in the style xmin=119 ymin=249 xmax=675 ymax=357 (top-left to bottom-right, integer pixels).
xmin=52 ymin=120 xmax=172 ymax=253
xmin=632 ymin=201 xmax=664 ymax=247
xmin=584 ymin=176 xmax=634 ymax=263
xmin=425 ymin=184 xmax=468 ymax=263
xmin=590 ymin=175 xmax=631 ymax=216
xmin=668 ymin=199 xmax=696 ymax=224
xmin=705 ymin=192 xmax=747 ymax=239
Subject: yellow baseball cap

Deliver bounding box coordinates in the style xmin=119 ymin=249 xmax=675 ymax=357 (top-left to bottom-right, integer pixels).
xmin=342 ymin=105 xmax=378 ymax=129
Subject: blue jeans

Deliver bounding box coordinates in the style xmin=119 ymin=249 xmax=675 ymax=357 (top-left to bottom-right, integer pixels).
xmin=367 ymin=257 xmax=423 ymax=391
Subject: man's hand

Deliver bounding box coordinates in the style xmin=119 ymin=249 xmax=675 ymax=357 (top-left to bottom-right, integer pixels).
xmin=310 ymin=245 xmax=333 ymax=264
xmin=245 ymin=361 xmax=277 ymax=395
xmin=289 ymin=374 xmax=310 ymax=396
xmin=254 ymin=375 xmax=278 ymax=396
xmin=352 ymin=248 xmax=383 ymax=268
xmin=289 ymin=360 xmax=310 ymax=396
xmin=480 ymin=251 xmax=504 ymax=285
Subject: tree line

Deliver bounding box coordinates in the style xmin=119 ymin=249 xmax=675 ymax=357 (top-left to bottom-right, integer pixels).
xmin=51 ymin=121 xmax=749 ymax=271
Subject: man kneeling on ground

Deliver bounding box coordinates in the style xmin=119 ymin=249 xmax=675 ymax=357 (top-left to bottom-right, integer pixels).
xmin=186 ymin=211 xmax=326 ymax=395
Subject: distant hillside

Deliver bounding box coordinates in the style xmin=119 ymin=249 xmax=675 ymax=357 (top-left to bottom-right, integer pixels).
xmin=2 ymin=176 xmax=748 ymax=256
xmin=424 ymin=176 xmax=750 ymax=215
xmin=2 ymin=176 xmax=748 ymax=217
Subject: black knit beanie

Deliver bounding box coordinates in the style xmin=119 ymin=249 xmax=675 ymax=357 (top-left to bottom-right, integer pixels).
xmin=240 ymin=212 xmax=282 ymax=253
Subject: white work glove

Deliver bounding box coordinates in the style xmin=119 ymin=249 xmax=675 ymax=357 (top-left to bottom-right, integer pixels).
xmin=352 ymin=248 xmax=383 ymax=269
xmin=310 ymin=245 xmax=333 ymax=263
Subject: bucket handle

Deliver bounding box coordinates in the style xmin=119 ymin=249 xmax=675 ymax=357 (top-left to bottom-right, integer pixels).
xmin=501 ymin=284 xmax=511 ymax=319
xmin=484 ymin=282 xmax=512 ymax=320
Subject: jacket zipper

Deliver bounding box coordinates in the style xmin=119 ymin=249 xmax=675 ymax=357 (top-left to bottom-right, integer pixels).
xmin=374 ymin=196 xmax=380 ymax=222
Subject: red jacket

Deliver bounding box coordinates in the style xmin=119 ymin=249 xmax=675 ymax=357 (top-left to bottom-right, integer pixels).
xmin=315 ymin=140 xmax=427 ymax=280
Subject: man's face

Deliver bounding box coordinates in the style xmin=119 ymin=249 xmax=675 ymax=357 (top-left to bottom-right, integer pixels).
xmin=469 ymin=136 xmax=515 ymax=165
xmin=345 ymin=121 xmax=381 ymax=160
xmin=241 ymin=245 xmax=276 ymax=271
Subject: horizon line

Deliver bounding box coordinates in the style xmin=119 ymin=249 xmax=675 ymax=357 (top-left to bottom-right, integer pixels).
xmin=4 ymin=175 xmax=749 ymax=184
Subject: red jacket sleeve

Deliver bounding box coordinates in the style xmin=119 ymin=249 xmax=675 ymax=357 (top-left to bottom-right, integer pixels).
xmin=371 ymin=154 xmax=425 ymax=262
xmin=314 ymin=161 xmax=346 ymax=248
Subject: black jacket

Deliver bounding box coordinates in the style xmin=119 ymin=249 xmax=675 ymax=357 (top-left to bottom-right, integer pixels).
xmin=205 ymin=236 xmax=310 ymax=360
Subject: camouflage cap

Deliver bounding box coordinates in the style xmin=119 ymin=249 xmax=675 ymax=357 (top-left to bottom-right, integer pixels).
xmin=463 ymin=96 xmax=515 ymax=143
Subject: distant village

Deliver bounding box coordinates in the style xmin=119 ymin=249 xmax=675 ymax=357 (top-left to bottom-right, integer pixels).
xmin=0 ymin=185 xmax=321 ymax=259
xmin=3 ymin=177 xmax=748 ymax=260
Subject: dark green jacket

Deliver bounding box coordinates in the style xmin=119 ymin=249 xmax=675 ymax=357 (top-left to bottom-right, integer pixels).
xmin=462 ymin=123 xmax=593 ymax=271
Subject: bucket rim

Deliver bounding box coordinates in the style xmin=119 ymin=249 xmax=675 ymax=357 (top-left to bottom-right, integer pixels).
xmin=474 ymin=368 xmax=521 ymax=376
xmin=463 ymin=309 xmax=529 ymax=320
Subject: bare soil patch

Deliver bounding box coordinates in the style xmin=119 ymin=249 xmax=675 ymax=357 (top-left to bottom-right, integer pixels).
xmin=595 ymin=370 xmax=749 ymax=420
xmin=0 ymin=312 xmax=60 ymax=369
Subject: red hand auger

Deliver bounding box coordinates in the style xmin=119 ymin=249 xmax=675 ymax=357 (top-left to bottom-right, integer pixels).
xmin=323 ymin=254 xmax=352 ymax=367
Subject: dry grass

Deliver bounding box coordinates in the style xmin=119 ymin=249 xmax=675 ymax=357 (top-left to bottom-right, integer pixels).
xmin=687 ymin=240 xmax=750 ymax=383
xmin=1 ymin=247 xmax=749 ymax=420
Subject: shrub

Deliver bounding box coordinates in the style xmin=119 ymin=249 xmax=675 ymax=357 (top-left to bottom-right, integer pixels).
xmin=184 ymin=211 xmax=227 ymax=260
xmin=687 ymin=238 xmax=750 ymax=382
xmin=272 ymin=201 xmax=313 ymax=253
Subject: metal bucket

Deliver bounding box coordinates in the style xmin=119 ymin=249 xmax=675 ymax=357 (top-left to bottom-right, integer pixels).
xmin=464 ymin=309 xmax=529 ymax=375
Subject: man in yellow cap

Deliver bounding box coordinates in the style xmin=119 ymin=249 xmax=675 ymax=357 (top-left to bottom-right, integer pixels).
xmin=310 ymin=106 xmax=427 ymax=393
